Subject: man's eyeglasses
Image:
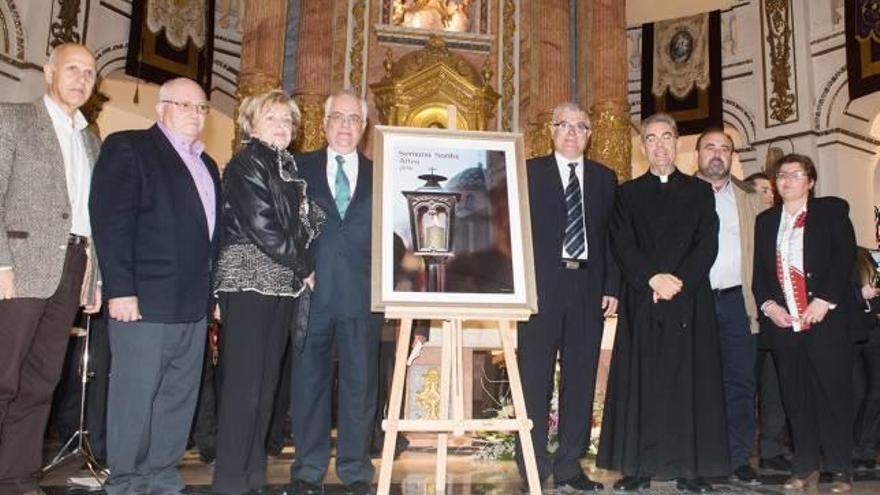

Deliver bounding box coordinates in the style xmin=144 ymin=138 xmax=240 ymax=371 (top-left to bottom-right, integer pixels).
xmin=551 ymin=121 xmax=590 ymax=134
xmin=161 ymin=100 xmax=211 ymax=115
xmin=644 ymin=133 xmax=677 ymax=145
xmin=327 ymin=112 xmax=363 ymax=127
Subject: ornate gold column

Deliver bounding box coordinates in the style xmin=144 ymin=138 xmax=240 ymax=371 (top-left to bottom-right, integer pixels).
xmin=520 ymin=0 xmax=571 ymax=158
xmin=236 ymin=0 xmax=288 ymax=149
xmin=291 ymin=2 xmax=337 ymax=152
xmin=585 ymin=0 xmax=631 ymax=182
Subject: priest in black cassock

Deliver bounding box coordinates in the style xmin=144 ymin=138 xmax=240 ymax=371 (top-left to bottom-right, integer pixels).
xmin=597 ymin=113 xmax=730 ymax=493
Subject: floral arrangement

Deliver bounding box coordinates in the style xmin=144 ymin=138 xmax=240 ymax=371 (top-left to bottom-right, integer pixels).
xmin=473 ymin=358 xmax=606 ymax=460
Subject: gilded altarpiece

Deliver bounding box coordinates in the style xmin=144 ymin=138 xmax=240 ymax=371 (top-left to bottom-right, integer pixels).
xmin=341 ymin=0 xmax=518 ymax=135
xmin=352 ymin=0 xmax=520 ymax=443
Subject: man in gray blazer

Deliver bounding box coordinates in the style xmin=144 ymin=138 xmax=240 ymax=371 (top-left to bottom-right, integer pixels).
xmin=0 ymin=43 xmax=101 ymax=495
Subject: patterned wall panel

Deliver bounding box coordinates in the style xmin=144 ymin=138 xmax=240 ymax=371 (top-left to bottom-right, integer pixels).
xmin=759 ymin=0 xmax=798 ymax=127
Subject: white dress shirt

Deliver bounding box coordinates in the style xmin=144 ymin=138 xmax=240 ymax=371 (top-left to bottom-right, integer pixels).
xmin=44 ymin=95 xmax=92 ymax=237
xmin=554 ymin=152 xmax=588 ymax=261
xmin=709 ymin=180 xmax=743 ymax=290
xmin=326 ymin=149 xmax=359 ymax=199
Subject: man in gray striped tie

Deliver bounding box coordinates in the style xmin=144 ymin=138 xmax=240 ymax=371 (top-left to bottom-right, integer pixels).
xmin=516 ymin=102 xmax=619 ymax=492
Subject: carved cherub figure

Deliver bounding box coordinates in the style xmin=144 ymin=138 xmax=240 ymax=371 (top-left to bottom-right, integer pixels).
xmin=444 ymin=0 xmax=472 ymax=32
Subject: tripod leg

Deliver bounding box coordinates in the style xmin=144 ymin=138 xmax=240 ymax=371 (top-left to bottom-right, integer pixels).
xmin=41 ymin=314 xmax=107 ymax=485
xmin=41 ymin=431 xmax=82 ymax=472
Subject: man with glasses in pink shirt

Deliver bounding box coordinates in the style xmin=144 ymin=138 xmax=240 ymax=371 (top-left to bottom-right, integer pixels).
xmin=90 ymin=77 xmax=221 ymax=495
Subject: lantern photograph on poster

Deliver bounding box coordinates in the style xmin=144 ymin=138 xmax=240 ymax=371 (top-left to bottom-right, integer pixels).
xmin=371 ymin=126 xmax=535 ymax=316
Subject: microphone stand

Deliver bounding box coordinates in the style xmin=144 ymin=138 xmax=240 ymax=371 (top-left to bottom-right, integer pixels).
xmin=42 ymin=314 xmax=107 ymax=485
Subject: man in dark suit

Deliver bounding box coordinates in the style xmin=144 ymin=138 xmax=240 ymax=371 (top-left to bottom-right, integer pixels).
xmin=90 ymin=77 xmax=220 ymax=495
xmin=290 ymin=89 xmax=379 ymax=495
xmin=516 ymin=102 xmax=619 ymax=491
xmin=0 ymin=43 xmax=101 ymax=495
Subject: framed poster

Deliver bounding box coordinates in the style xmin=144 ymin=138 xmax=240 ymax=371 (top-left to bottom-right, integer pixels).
xmin=371 ymin=126 xmax=536 ymax=320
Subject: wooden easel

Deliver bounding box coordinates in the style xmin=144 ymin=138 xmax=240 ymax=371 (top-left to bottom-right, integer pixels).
xmin=376 ymin=312 xmax=542 ymax=494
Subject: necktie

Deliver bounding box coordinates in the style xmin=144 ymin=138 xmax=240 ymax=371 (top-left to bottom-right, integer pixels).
xmin=564 ymin=162 xmax=586 ymax=258
xmin=334 ymin=154 xmax=351 ymax=216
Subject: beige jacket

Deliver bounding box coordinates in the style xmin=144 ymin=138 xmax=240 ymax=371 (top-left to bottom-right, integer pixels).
xmin=0 ymin=100 xmax=100 ymax=298
xmin=731 ymin=177 xmax=766 ymax=334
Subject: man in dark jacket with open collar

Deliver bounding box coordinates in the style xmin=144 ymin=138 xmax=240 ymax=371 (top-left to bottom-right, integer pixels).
xmin=90 ymin=77 xmax=221 ymax=495
xmin=289 ymin=89 xmax=380 ymax=495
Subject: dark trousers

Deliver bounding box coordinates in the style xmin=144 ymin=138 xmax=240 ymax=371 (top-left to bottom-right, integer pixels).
xmin=291 ymin=313 xmax=380 ymax=485
xmin=516 ymin=268 xmax=602 ymax=482
xmin=774 ymin=342 xmax=854 ymax=474
xmin=853 ymin=342 xmax=880 ymax=460
xmin=212 ymin=292 xmax=295 ymax=494
xmin=191 ymin=327 xmax=219 ymax=459
xmin=104 ymin=318 xmax=206 ymax=495
xmin=755 ymin=349 xmax=790 ymax=460
xmin=714 ymin=289 xmax=757 ymax=468
xmin=85 ymin=311 xmax=110 ymax=461
xmin=0 ymin=243 xmax=86 ymax=494
xmin=266 ymin=339 xmax=293 ymax=456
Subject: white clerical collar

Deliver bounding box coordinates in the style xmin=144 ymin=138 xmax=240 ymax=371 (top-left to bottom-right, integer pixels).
xmin=650 ymin=168 xmax=675 ymax=183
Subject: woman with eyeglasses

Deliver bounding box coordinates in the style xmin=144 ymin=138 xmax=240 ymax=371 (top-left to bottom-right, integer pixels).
xmin=210 ymin=89 xmax=325 ymax=494
xmin=752 ymin=153 xmax=858 ymax=493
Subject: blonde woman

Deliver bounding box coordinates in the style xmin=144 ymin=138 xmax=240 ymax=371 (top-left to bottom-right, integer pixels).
xmin=211 ymin=90 xmax=324 ymax=494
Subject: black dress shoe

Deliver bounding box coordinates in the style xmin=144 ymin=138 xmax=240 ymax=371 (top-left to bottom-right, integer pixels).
xmin=555 ymin=472 xmax=603 ymax=491
xmin=759 ymin=454 xmax=792 ymax=472
xmin=344 ymin=481 xmax=375 ymax=495
xmin=613 ymin=475 xmax=651 ymax=491
xmin=731 ymin=464 xmax=760 ymax=484
xmin=676 ymin=478 xmax=714 ymax=493
xmin=290 ymin=479 xmax=323 ymax=495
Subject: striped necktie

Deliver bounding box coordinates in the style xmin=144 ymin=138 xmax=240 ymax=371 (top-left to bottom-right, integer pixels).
xmin=334 ymin=154 xmax=351 ymax=216
xmin=564 ymin=162 xmax=586 ymax=258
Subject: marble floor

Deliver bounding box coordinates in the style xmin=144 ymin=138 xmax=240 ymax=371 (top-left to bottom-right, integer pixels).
xmin=37 ymin=445 xmax=880 ymax=495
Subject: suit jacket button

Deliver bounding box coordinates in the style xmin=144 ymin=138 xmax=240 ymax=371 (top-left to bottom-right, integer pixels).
xmin=62 ymin=212 xmax=70 ymax=219
xmin=807 ymin=291 xmax=813 ymax=296
xmin=806 ymin=272 xmax=812 ymax=278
